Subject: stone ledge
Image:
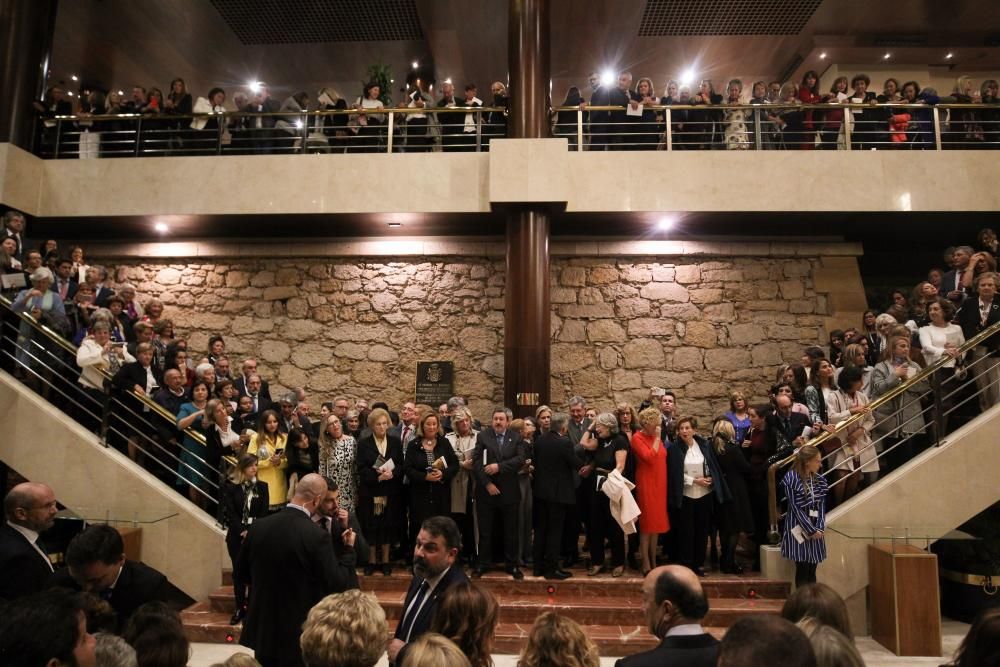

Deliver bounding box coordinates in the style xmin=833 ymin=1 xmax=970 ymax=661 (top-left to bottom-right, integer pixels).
xmin=82 ymin=237 xmax=863 ymax=259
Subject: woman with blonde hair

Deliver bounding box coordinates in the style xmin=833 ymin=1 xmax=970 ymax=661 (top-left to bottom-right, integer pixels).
xmin=318 ymin=414 xmax=358 ymax=512
xmin=517 ymin=612 xmax=599 ymax=667
xmin=401 ymin=633 xmax=471 ymax=667
xmin=781 ymin=445 xmax=827 ymax=586
xmin=446 ymin=406 xmax=479 ymax=561
xmin=630 ymin=407 xmax=668 ymax=575
xmin=430 ymin=583 xmax=499 ymax=667
xmin=300 ymin=590 xmax=387 ymax=667
xmin=711 ymin=419 xmax=753 ymax=574
xmin=355 ymin=407 xmax=404 ymax=575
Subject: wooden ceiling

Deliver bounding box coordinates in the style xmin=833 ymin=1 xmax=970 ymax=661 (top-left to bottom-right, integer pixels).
xmin=49 ymin=0 xmax=1000 ymax=106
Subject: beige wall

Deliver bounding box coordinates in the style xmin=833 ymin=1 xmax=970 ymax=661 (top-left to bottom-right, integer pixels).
xmin=3 ymin=140 xmax=1000 ymax=217
xmin=92 ymin=241 xmax=862 ymax=423
xmin=0 ymin=372 xmax=225 ymax=601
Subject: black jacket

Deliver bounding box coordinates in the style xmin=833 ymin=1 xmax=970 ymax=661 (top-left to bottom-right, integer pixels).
xmin=221 ymin=479 xmax=269 ymax=537
xmin=957 ymin=296 xmax=1000 ymax=354
xmin=238 ymin=506 xmax=357 ymax=659
xmin=0 ymin=524 xmax=52 ymax=601
xmin=473 ymin=428 xmax=525 ymax=507
xmin=404 ymin=436 xmax=460 ymax=517
xmin=356 ymin=434 xmax=405 ymax=500
xmin=667 ymin=437 xmax=731 ymax=509
xmin=50 ymin=559 xmax=172 ymax=631
xmin=532 ymin=431 xmax=578 ymax=505
xmin=394 ymin=565 xmax=470 ymax=652
xmin=614 ymin=633 xmax=719 ymax=667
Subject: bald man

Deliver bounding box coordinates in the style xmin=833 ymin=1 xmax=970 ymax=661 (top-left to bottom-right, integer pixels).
xmin=238 ymin=473 xmax=358 ymax=667
xmin=615 ymin=565 xmax=719 ymax=667
xmin=0 ymin=482 xmax=57 ymax=601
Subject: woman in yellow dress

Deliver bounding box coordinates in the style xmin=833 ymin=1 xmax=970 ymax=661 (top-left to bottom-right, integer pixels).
xmin=247 ymin=409 xmax=288 ymax=511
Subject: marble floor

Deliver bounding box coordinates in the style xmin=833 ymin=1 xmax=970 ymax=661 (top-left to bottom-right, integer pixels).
xmin=189 ymin=620 xmax=970 ymax=666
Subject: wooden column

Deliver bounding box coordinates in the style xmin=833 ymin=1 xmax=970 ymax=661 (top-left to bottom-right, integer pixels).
xmin=0 ymin=0 xmax=59 ymax=148
xmin=504 ymin=0 xmax=551 ymax=416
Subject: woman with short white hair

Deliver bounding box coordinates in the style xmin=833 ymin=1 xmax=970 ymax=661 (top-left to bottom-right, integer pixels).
xmin=11 ymin=267 xmax=68 ymax=372
xmin=579 ymin=412 xmax=629 ymax=576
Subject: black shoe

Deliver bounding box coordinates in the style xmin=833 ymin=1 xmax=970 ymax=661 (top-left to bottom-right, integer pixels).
xmin=382 ymin=563 xmax=392 ymax=576
xmin=545 ymin=570 xmax=572 ymax=580
xmin=472 ymin=567 xmax=486 ymax=578
xmin=507 ymin=567 xmax=524 ymax=580
xmin=556 ymin=568 xmax=573 ymax=578
xmin=363 ymin=564 xmax=375 ymax=576
xmin=229 ymin=608 xmax=245 ymax=625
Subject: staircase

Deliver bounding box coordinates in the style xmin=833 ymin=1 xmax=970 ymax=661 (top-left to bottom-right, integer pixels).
xmin=181 ymin=567 xmax=790 ymax=656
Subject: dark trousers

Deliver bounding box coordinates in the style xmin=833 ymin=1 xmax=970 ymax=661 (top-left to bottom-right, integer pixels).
xmin=795 ymin=561 xmax=818 ymax=587
xmin=533 ymin=498 xmax=568 ymax=574
xmin=588 ymin=486 xmax=625 ymax=568
xmin=226 ymin=532 xmax=247 ymax=608
xmin=477 ymin=500 xmax=519 ymax=568
xmin=673 ymin=495 xmax=713 ymax=569
xmin=748 ymin=477 xmax=770 ymax=562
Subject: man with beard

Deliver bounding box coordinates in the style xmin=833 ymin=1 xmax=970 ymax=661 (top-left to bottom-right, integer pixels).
xmin=387 ymin=516 xmax=468 ymax=664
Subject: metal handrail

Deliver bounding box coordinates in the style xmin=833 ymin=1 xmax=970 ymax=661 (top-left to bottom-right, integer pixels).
xmin=0 ymin=293 xmax=207 ymax=446
xmin=766 ymin=317 xmax=1000 ymax=532
xmin=48 ymin=106 xmax=507 ymax=122
xmin=555 ymin=102 xmax=1000 ymax=111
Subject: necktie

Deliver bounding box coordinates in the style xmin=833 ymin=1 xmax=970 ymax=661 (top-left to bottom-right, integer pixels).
xmin=318 ymin=517 xmax=329 ymax=533
xmin=35 ymin=537 xmax=48 ymax=556
xmin=59 ymin=281 xmax=67 ymax=299
xmin=402 ymin=425 xmax=409 ymax=443
xmin=251 ymin=394 xmax=258 ymax=412
xmin=399 ymin=580 xmax=430 ymax=641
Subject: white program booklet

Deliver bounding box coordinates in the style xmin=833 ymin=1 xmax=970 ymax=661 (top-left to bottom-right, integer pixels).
xmin=626 ymin=103 xmax=644 ymax=117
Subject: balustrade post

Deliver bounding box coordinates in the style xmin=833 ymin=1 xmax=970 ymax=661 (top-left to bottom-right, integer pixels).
xmin=666 ymin=108 xmax=673 ymax=151
xmin=387 ymin=110 xmax=395 ymax=154
xmin=933 ymin=107 xmax=943 ymax=151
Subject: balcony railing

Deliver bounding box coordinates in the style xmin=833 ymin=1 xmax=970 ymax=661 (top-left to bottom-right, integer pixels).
xmin=31 ymin=103 xmax=1000 ymax=158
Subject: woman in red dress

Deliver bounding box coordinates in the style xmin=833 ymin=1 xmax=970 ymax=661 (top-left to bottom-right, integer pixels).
xmin=631 ymin=407 xmax=669 ymax=575
xmin=798 ymin=70 xmax=822 ymax=149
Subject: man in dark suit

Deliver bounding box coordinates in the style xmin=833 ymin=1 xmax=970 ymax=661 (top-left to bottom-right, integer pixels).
xmin=239 ymin=474 xmax=357 ymax=667
xmin=767 ymin=394 xmax=811 ymax=451
xmin=958 ymin=271 xmax=1000 ymax=411
xmin=51 ymin=258 xmax=78 ymax=301
xmin=615 ymin=565 xmax=719 ymax=667
xmin=2 ymin=210 xmax=27 ymax=263
xmin=49 ymin=523 xmax=175 ymax=631
xmin=243 ymin=84 xmax=282 ymax=154
xmin=0 ymin=482 xmax=57 ymax=601
xmin=942 ymin=245 xmax=973 ymax=304
xmin=235 ymin=358 xmax=272 ymax=401
xmin=314 ymin=477 xmax=367 ymax=568
xmin=390 ymin=401 xmax=419 ymax=446
xmin=473 ymin=407 xmax=526 ymax=579
xmin=659 ymin=391 xmax=679 ymax=443
xmin=83 ymin=266 xmax=115 ymax=308
xmin=387 ymin=516 xmax=469 ymax=664
xmin=532 ymin=412 xmax=577 ymax=580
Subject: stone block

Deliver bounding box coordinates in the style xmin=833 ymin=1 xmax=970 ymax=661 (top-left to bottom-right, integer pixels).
xmin=615 ymin=298 xmax=651 ymax=319
xmin=283 ymin=319 xmax=323 ymax=341
xmin=155 ymin=268 xmax=182 ymax=285
xmin=671 ymin=347 xmax=704 ymax=371
xmin=685 ymin=381 xmax=730 ymax=398
xmin=278 ymin=365 xmax=309 ymax=390
xmin=309 ymin=367 xmax=351 ymax=394
xmin=627 ymin=318 xmax=675 ymax=337
xmin=458 ymin=327 xmax=499 ymax=354
xmin=334 ymin=342 xmax=368 ymax=360
xmin=570 ymin=366 xmax=610 ymax=398
xmin=683 ymin=321 xmax=718 ymax=348
xmin=659 ymin=303 xmax=702 ymax=321
xmin=371 ymin=292 xmax=399 ymax=313
xmin=598 ymin=347 xmax=620 ymax=370
xmin=286 ymin=297 xmax=309 ymax=318
xmin=260 ymin=340 xmax=291 ymax=363
xmin=552 ymin=343 xmax=589 ymax=374
xmin=642 ymin=370 xmax=691 ymax=389
xmin=275 ymin=268 xmax=301 ymax=286
xmin=262 ymin=286 xmax=298 ymax=301
xmin=368 ymin=345 xmax=398 ymax=362
xmin=651 ymin=266 xmax=676 ymax=282
xmin=620 ymin=266 xmax=652 ymax=283
xmin=704 ymin=348 xmax=751 ymax=371
xmin=578 ymin=287 xmax=605 ymax=305
xmin=557 ymin=304 xmax=615 ymax=319
xmin=558 ymin=320 xmax=587 ymax=342
xmin=623 ymin=339 xmax=666 ymax=369
xmin=611 ymin=369 xmax=643 ymax=390
xmin=789 ymin=299 xmax=815 ymax=314
xmin=333 ymin=265 xmax=363 ymax=280
xmin=291 ymin=344 xmax=330 ymax=369
xmin=588 ymin=265 xmax=619 ymax=285
xmin=231 ymin=316 xmax=274 ymax=335
xmin=640 ymin=282 xmax=690 ymax=302
xmin=728 ymin=323 xmax=766 ymax=346
xmin=560 ymin=266 xmax=587 ymax=287
xmin=752 ymin=342 xmax=785 ymax=367
xmin=703 ymin=303 xmax=735 ymax=322
xmin=747 ymin=300 xmax=789 ymax=311
xmin=352 ymin=362 xmax=395 ymax=389
xmin=481 ymin=355 xmax=504 ymax=378
xmin=675 ymin=264 xmax=701 ymax=284
xmin=250 ymin=271 xmax=275 ymax=287
xmin=689 ymin=289 xmax=724 ymax=304
xmin=587 ymin=320 xmax=627 ymax=343
xmin=783 ymin=261 xmax=812 ymax=278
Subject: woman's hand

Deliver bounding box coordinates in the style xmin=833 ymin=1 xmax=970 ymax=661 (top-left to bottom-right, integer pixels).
xmin=378 ymin=469 xmax=393 ymax=482
xmin=894 ymin=363 xmax=909 ymax=379
xmin=426 ymin=469 xmax=443 ymax=482
xmin=461 ymin=458 xmax=474 ymax=470
xmin=694 ymin=476 xmax=712 ymax=488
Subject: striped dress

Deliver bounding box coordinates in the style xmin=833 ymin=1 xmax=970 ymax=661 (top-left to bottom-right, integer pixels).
xmin=780 ymin=468 xmax=828 ymax=564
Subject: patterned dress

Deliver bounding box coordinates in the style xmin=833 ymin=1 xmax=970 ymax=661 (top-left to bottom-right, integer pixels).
xmin=780 ymin=468 xmax=828 ymax=564
xmin=319 ymin=435 xmax=358 ymax=513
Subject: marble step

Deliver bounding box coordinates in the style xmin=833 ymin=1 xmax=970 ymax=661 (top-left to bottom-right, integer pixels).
xmin=181 ymin=603 xmax=724 ymax=657
xmin=205 ymin=585 xmax=783 ymax=626
xmin=353 ymin=568 xmax=790 ymax=599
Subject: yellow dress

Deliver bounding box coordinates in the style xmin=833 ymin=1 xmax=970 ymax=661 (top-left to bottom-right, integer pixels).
xmin=248 ymin=432 xmax=288 ymax=508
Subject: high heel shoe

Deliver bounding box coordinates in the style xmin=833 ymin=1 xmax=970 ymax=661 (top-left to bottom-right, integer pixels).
xmin=229 ymin=607 xmax=246 ymax=625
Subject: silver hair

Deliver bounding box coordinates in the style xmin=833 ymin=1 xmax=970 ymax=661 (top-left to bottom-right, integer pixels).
xmin=568 ymin=395 xmax=587 ymax=408
xmin=549 ymin=411 xmax=570 ymax=433
xmin=195 ymin=362 xmax=215 ymax=379
xmin=95 ymin=633 xmax=138 ymax=667
xmin=595 ymin=412 xmax=620 ymax=435
xmin=874 ymin=313 xmax=897 ymax=327
xmin=29 ymin=267 xmax=53 ymax=284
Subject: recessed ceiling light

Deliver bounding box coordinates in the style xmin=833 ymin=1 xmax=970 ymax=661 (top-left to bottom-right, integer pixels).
xmin=945 ymin=52 xmax=954 ymax=59
xmin=71 ymin=75 xmax=78 ymax=81
xmin=656 ymin=216 xmax=675 ymax=231
xmin=600 ymin=70 xmax=615 ymax=86
xmin=412 ymin=61 xmax=419 ymax=69
xmin=883 ymin=53 xmax=891 ymax=60
xmin=819 ymin=52 xmax=827 ymax=59
xmin=680 ymin=68 xmax=695 ymax=87
xmin=154 ymin=222 xmax=168 ymax=233
xmin=388 ymin=222 xmax=402 ymax=228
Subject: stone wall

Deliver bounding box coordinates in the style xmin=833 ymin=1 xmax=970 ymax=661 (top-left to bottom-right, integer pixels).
xmin=104 ymin=253 xmax=833 ymax=423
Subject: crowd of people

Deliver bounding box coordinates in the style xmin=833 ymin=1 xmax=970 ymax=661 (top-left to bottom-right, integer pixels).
xmin=2 ymin=478 xmax=996 ymax=667
xmin=32 ymin=68 xmax=1000 ymax=156
xmin=3 ymin=210 xmax=1000 ymax=664
xmin=3 ymin=209 xmax=999 ymax=591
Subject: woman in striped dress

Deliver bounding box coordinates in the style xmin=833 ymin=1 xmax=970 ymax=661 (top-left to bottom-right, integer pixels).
xmin=781 ymin=445 xmax=827 ymax=586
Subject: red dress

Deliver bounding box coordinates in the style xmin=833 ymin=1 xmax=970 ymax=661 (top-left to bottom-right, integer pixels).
xmin=630 ymin=430 xmax=669 ymax=533
xmin=798 ymin=88 xmax=821 ymax=149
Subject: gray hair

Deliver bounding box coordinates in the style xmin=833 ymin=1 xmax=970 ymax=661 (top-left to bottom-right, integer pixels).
xmin=874 ymin=313 xmax=897 ymax=328
xmin=117 ymin=282 xmax=136 ymax=295
xmin=595 ymin=412 xmax=620 ymax=435
xmin=549 ymin=411 xmax=570 ymax=433
xmin=29 ymin=267 xmax=53 ymax=284
xmin=568 ymin=395 xmax=587 ymax=408
xmin=956 ymin=245 xmax=975 ymax=255
xmin=280 ymin=392 xmax=297 ymax=406
xmin=95 ymin=632 xmax=138 ymax=667
xmin=195 ymin=362 xmax=215 ymax=379
xmin=446 ymin=396 xmax=466 ymax=410
xmin=90 ymin=321 xmax=111 ymax=333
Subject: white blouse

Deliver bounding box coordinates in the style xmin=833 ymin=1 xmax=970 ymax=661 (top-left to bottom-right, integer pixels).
xmin=682 ymin=443 xmax=710 ymax=500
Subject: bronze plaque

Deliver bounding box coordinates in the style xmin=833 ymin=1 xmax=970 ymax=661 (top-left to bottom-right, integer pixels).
xmin=415 ymin=361 xmax=454 ymax=406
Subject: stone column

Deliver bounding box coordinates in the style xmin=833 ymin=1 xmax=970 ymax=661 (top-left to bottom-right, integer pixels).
xmin=503 ymin=0 xmax=551 ymax=416
xmin=0 ymin=0 xmax=59 ymax=149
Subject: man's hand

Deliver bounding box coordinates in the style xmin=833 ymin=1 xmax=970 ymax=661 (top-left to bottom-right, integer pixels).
xmin=484 ymin=463 xmax=499 ymax=475
xmin=579 ymin=464 xmax=593 ymax=478
xmin=341 ymin=527 xmax=356 ymax=547
xmin=336 ymin=508 xmax=349 ymax=530
xmin=387 ymin=638 xmax=406 ymax=662
xmin=486 ymin=483 xmax=501 ymax=496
